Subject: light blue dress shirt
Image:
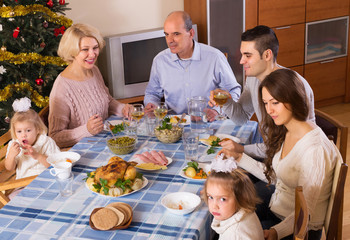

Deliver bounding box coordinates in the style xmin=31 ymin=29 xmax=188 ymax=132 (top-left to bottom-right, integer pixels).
xmin=144 ymin=41 xmax=241 ymax=114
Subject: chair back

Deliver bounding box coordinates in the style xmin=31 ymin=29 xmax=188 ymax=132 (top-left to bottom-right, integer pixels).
xmin=294 ymin=186 xmax=309 ymax=240
xmin=0 ymin=130 xmax=15 ymax=206
xmin=38 ymin=105 xmax=49 ymax=128
xmin=315 ymin=109 xmax=348 ymax=161
xmin=324 ymin=159 xmax=348 ymax=240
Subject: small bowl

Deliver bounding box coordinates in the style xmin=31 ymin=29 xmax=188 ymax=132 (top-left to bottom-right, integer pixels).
xmin=154 ymin=125 xmax=183 ymax=143
xmin=46 ymin=151 xmax=81 ymax=166
xmin=106 ymin=136 xmax=137 ymax=155
xmin=161 ymin=192 xmax=201 ymax=215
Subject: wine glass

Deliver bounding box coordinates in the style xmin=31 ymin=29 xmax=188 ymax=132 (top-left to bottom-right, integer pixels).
xmin=131 ymin=104 xmax=145 ymax=124
xmin=154 ymin=102 xmax=168 ymax=121
xmin=213 ymin=91 xmax=229 ymax=120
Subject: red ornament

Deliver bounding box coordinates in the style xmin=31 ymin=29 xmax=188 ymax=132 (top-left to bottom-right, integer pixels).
xmin=40 ymin=42 xmax=46 ymax=48
xmin=54 ymin=26 xmax=66 ymax=36
xmin=13 ymin=27 xmax=20 ymax=38
xmin=59 ymin=0 xmax=65 ymax=5
xmin=36 ymin=78 xmax=44 ymax=86
xmin=43 ymin=21 xmax=48 ymax=28
xmin=47 ymin=0 xmax=53 ymax=7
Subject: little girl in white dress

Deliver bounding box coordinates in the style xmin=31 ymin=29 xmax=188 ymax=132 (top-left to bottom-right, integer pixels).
xmin=203 ymin=155 xmax=264 ymax=240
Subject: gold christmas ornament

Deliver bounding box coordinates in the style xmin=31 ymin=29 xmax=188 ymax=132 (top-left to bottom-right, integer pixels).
xmin=1 ymin=46 xmax=6 ymax=52
xmin=0 ymin=82 xmax=49 ymax=108
xmin=0 ymin=51 xmax=68 ymax=66
xmin=0 ymin=4 xmax=73 ymax=28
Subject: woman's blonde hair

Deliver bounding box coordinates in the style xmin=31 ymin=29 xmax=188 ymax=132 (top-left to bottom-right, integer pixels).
xmin=10 ymin=109 xmax=47 ymax=139
xmin=57 ymin=23 xmax=105 ymax=63
xmin=203 ymin=168 xmax=260 ymax=213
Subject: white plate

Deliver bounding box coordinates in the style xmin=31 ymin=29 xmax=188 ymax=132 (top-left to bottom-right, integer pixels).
xmin=199 ymin=133 xmax=240 ymax=147
xmin=169 ymin=115 xmax=191 ymax=126
xmin=47 ymin=152 xmax=81 ymax=166
xmin=86 ymin=176 xmax=148 ymax=198
xmin=130 ymin=157 xmax=173 ymax=171
xmin=179 ymin=163 xmax=211 ymax=181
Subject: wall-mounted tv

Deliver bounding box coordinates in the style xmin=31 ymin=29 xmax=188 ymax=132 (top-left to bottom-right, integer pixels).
xmin=98 ymin=25 xmax=198 ymax=100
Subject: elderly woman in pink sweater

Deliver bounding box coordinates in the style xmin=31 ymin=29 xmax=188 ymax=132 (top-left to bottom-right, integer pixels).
xmin=49 ymin=23 xmax=131 ymax=148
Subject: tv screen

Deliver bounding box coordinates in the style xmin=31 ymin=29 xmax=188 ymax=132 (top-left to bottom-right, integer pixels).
xmin=122 ymin=38 xmax=168 ymax=85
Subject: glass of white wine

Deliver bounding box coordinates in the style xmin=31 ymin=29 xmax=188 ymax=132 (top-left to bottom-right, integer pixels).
xmin=131 ymin=104 xmax=145 ymax=125
xmin=213 ymin=91 xmax=229 ymax=120
xmin=154 ymin=102 xmax=168 ymax=121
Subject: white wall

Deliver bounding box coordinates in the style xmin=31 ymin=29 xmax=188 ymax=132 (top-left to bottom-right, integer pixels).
xmin=65 ymin=0 xmax=184 ymax=37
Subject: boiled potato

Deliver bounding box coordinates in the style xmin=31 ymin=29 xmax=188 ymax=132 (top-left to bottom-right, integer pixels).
xmin=185 ymin=167 xmax=196 ymax=178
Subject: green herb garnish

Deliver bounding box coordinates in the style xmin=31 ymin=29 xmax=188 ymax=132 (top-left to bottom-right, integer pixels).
xmin=207 ymin=147 xmax=216 ymax=155
xmin=211 ymin=137 xmax=222 ymax=146
xmin=111 ymin=123 xmax=124 ymax=134
xmin=114 ymin=178 xmax=132 ymax=191
xmin=156 ymin=117 xmax=173 ymax=130
xmin=99 ymin=178 xmax=109 ymax=195
xmin=83 ymin=172 xmax=95 ymax=181
xmin=136 ymin=172 xmax=143 ymax=179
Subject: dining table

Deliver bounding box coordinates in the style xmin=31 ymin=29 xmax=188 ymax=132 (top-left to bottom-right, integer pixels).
xmin=0 ymin=117 xmax=261 ymax=240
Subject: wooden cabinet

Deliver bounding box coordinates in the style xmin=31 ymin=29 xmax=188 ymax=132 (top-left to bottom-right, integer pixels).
xmin=273 ymin=24 xmax=305 ymax=67
xmin=306 ymin=0 xmax=349 ymax=22
xmin=256 ymin=0 xmax=350 ymax=106
xmin=304 ymin=57 xmax=347 ymax=104
xmin=259 ymin=0 xmax=305 ymax=27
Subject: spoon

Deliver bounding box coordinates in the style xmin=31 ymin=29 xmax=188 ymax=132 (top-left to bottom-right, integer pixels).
xmin=106 ymin=120 xmax=116 ymax=139
xmin=175 ymin=113 xmax=186 ymax=127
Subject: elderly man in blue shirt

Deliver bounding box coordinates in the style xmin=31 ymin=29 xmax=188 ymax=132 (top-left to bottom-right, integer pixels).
xmin=144 ymin=11 xmax=241 ymax=121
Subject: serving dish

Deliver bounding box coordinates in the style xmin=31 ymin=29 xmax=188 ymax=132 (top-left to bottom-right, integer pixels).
xmin=131 ymin=157 xmax=173 ymax=171
xmin=161 ymin=192 xmax=201 ymax=215
xmin=86 ymin=176 xmax=148 ymax=198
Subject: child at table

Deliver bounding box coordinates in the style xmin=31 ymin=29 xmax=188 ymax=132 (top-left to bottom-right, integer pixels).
xmin=203 ymin=155 xmax=264 ymax=240
xmin=5 ymin=97 xmax=60 ymax=186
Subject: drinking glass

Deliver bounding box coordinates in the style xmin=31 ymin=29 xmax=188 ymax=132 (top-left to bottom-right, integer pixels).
xmin=183 ymin=131 xmax=199 ymax=161
xmin=131 ymin=104 xmax=145 ymax=124
xmin=154 ymin=102 xmax=168 ymax=121
xmin=213 ymin=91 xmax=229 ymax=120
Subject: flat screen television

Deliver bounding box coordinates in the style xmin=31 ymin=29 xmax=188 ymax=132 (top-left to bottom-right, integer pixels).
xmin=98 ymin=25 xmax=198 ymax=100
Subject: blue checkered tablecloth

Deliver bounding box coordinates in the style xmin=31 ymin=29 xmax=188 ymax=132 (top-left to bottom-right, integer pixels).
xmin=0 ymin=118 xmax=259 ymax=240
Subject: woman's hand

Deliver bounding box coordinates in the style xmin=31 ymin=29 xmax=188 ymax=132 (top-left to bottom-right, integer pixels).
xmin=122 ymin=104 xmax=133 ymax=118
xmin=217 ymin=139 xmax=244 ymax=160
xmin=263 ymin=228 xmax=278 ymax=240
xmin=87 ymin=114 xmax=104 ymax=135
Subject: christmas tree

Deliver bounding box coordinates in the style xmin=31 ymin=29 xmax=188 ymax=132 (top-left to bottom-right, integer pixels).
xmin=0 ymin=0 xmax=72 ymax=134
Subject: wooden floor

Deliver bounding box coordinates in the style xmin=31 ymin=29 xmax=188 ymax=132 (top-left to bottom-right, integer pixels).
xmin=318 ymin=103 xmax=350 ymax=239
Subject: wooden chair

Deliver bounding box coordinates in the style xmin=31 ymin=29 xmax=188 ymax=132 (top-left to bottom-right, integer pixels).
xmin=324 ymin=160 xmax=348 ymax=240
xmin=294 ymin=186 xmax=309 ymax=240
xmin=0 ymin=131 xmax=37 ymax=208
xmin=315 ymin=109 xmax=348 ymax=161
xmin=38 ymin=104 xmax=49 ymax=128
xmin=315 ymin=109 xmax=348 ymax=239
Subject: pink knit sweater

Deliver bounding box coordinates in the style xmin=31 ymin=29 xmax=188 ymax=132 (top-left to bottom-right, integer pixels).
xmin=48 ymin=66 xmax=125 ymax=148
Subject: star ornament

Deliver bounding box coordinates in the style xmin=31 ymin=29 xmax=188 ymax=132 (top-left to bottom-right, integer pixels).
xmin=0 ymin=65 xmax=6 ymax=74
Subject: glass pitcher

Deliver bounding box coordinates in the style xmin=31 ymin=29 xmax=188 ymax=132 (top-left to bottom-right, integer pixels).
xmin=187 ymin=96 xmax=208 ymax=133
